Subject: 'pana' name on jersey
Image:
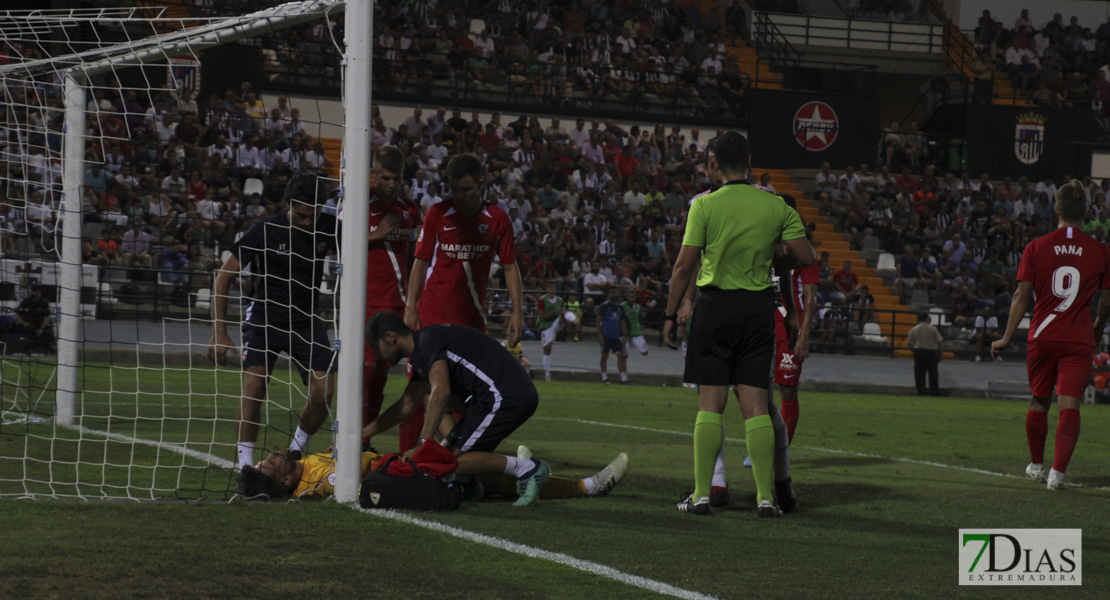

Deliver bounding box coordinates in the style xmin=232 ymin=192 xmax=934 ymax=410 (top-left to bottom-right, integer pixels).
xmin=1054 ymin=245 xmax=1083 ymax=256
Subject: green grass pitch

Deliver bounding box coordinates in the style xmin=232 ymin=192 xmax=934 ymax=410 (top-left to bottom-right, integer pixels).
xmin=2 ymin=365 xmax=1109 ymax=598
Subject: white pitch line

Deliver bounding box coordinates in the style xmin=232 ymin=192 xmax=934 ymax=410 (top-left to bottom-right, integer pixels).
xmin=44 ymin=422 xmax=720 ymax=598
xmin=65 ymin=424 xmax=235 ymax=469
xmin=538 ymin=417 xmax=1110 ymax=492
xmin=359 ymin=507 xmax=720 ymax=600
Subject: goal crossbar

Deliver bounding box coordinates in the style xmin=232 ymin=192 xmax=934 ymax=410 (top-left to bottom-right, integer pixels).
xmin=0 ymin=0 xmax=346 ymax=79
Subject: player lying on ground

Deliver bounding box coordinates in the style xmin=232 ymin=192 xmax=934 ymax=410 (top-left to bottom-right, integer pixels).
xmin=362 ymin=311 xmax=551 ymax=506
xmin=238 ymin=446 xmax=628 ymax=501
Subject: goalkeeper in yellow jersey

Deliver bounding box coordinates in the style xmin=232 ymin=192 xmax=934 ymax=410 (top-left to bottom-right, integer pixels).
xmin=238 ymin=446 xmax=628 ymax=501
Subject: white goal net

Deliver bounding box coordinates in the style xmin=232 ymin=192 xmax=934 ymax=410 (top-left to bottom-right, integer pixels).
xmin=0 ymin=0 xmax=363 ymax=501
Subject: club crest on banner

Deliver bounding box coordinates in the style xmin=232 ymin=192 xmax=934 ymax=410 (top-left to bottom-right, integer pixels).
xmin=1015 ymin=112 xmax=1046 ymax=165
xmin=793 ymin=101 xmax=839 ymax=151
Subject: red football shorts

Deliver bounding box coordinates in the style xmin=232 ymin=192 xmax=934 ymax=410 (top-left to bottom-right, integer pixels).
xmin=1026 ymin=340 xmax=1093 ymax=398
xmin=773 ymin=309 xmax=801 ymax=387
xmin=774 ymin=337 xmax=802 ymax=386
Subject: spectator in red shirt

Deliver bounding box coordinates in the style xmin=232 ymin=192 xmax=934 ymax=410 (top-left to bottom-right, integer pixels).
xmin=912 ymin=181 xmax=935 ymax=212
xmin=478 ymin=123 xmax=500 ymax=153
xmin=895 ymin=166 xmax=918 ymax=191
xmin=530 ymin=257 xmax=554 ymax=288
xmin=832 ymin=260 xmax=861 ymax=302
xmin=615 ymin=145 xmax=639 ymax=179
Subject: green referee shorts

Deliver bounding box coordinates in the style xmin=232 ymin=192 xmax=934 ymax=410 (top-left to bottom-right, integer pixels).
xmin=684 ymin=287 xmax=774 ymax=389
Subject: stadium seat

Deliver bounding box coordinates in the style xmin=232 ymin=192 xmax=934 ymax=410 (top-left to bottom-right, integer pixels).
xmin=469 ymin=18 xmax=486 ymax=35
xmin=99 ymin=282 xmax=117 ymax=304
xmin=909 ymin=289 xmax=931 ymax=308
xmin=194 ymin=287 xmax=211 ymax=310
xmin=928 ymin=307 xmax=948 ymax=327
xmin=862 ymin=322 xmax=886 ymax=341
xmin=875 ymin=253 xmax=896 ymax=278
xmin=862 ymin=237 xmax=881 ymax=252
xmin=243 ymin=178 xmax=264 ymax=198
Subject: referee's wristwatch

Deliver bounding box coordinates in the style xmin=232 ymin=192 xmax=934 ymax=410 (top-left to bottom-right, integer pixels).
xmin=417 ymin=437 xmax=429 ymax=446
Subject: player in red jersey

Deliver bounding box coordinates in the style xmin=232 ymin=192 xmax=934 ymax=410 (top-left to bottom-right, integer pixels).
xmin=359 ymin=147 xmax=420 ymax=439
xmin=398 ymin=153 xmax=525 ymax=451
xmin=992 ymin=181 xmax=1110 ymax=490
xmin=772 ymin=195 xmax=819 ymax=444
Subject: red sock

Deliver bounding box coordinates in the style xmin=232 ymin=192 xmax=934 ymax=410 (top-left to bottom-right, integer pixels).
xmin=1026 ymin=410 xmax=1048 ymax=464
xmin=781 ymin=398 xmax=799 ymax=443
xmin=1053 ymin=409 xmax=1081 ymax=473
xmin=398 ymin=401 xmax=426 ymax=453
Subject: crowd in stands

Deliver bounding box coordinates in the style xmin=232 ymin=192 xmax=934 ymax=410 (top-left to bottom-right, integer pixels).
xmin=813 ymin=121 xmax=1110 ymax=358
xmin=237 ymin=0 xmax=753 ymax=116
xmin=0 ymin=62 xmax=333 ymax=301
xmin=973 ymin=7 xmax=1110 ymax=110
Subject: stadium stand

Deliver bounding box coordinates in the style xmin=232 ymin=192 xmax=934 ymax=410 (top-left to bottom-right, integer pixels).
xmin=4 ymin=0 xmax=1109 ymax=364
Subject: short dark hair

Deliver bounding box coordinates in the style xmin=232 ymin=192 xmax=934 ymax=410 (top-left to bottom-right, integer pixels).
xmin=779 ymin=193 xmax=797 ymax=210
xmin=1055 ymin=180 xmax=1086 ymax=221
xmin=284 ymin=174 xmax=328 ymax=206
xmin=711 ymin=131 xmax=750 ymax=173
xmin=446 ymin=154 xmax=483 ymax=181
xmin=367 ymin=310 xmax=411 ymax=347
xmin=373 ymin=146 xmax=404 ymax=174
xmin=917 ymin=312 xmax=930 ymax=323
xmin=237 ymin=465 xmax=289 ymax=499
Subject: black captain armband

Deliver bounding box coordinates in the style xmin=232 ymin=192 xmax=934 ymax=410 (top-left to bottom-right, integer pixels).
xmin=664 ymin=314 xmax=678 ymax=322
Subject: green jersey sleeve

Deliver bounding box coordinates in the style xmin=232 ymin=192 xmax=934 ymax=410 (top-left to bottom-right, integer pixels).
xmin=681 ymin=197 xmax=707 ymax=247
xmin=780 ymin=203 xmax=805 ymax=241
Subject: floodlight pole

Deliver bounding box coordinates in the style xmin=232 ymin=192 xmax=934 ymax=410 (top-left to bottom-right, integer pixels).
xmin=56 ymin=73 xmax=87 ymax=428
xmin=334 ymin=0 xmax=372 ymax=504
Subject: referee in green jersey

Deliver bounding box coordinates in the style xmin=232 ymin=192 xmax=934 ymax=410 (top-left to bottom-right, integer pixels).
xmin=663 ymin=132 xmax=815 ymax=517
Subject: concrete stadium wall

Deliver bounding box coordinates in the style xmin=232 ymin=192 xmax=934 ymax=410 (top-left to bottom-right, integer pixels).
xmin=259 ymin=93 xmax=735 ymax=147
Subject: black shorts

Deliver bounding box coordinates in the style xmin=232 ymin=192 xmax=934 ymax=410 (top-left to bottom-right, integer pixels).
xmin=242 ymin=317 xmax=336 ymax=379
xmin=600 ymin=336 xmax=624 ymax=355
xmin=444 ymin=384 xmax=538 ymax=453
xmin=684 ymin=287 xmax=774 ymax=389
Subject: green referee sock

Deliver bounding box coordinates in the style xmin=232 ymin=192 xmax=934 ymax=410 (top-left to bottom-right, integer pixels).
xmin=693 ymin=411 xmax=723 ymax=501
xmin=745 ymin=415 xmax=775 ymax=504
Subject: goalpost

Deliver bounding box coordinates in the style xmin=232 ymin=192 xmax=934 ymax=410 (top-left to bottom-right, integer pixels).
xmin=0 ymin=0 xmax=372 ymax=502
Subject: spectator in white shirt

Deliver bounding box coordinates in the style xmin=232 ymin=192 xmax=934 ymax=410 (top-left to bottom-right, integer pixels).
xmin=161 ymin=170 xmax=187 ymax=203
xmin=569 ymin=118 xmax=591 ymax=147
xmin=815 ymin=162 xmax=837 ymax=194
xmin=420 ymin=182 xmax=443 ymax=214
xmin=475 ymin=30 xmax=495 ymax=57
xmin=283 ymin=108 xmax=306 ymax=140
xmin=121 ymin=220 xmax=153 ymax=268
xmin=839 ymin=165 xmax=861 ymax=194
xmin=426 ymin=134 xmax=449 ymax=166
xmin=371 ymin=117 xmax=394 ymax=149
xmin=208 ymin=135 xmax=234 ymax=167
xmin=304 ymin=140 xmax=331 ymax=174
